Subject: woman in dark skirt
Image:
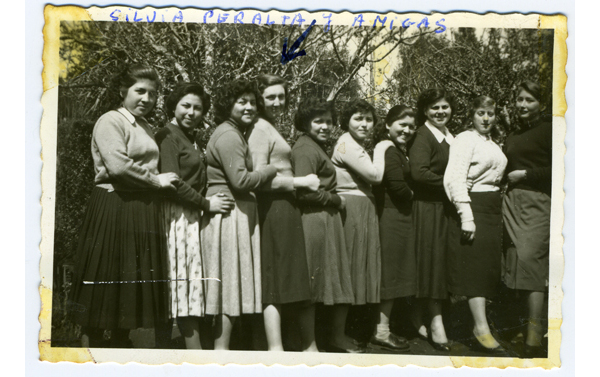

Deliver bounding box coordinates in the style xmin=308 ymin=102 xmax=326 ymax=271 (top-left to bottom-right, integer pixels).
xmin=291 ymin=97 xmax=359 ymax=353
xmin=443 ymin=96 xmax=507 ymax=353
xmin=69 ymin=65 xmax=180 ymax=347
xmin=247 ymin=74 xmax=320 ymax=351
xmin=502 ymin=81 xmax=552 ymax=358
xmin=371 ymin=105 xmax=417 ymax=352
xmin=200 ymin=79 xmax=277 ymax=350
xmin=156 ymin=83 xmax=234 ymax=349
xmin=409 ymin=88 xmax=456 ymax=350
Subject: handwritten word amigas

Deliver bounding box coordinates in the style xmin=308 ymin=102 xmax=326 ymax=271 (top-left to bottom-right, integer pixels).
xmin=109 ymin=8 xmax=446 ymax=33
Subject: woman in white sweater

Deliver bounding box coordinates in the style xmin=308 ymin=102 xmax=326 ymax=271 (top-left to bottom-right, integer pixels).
xmin=443 ymin=95 xmax=507 ymax=354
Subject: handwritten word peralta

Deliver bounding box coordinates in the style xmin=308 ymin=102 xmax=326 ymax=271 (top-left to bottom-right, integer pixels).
xmin=108 ymin=9 xmax=447 ymax=34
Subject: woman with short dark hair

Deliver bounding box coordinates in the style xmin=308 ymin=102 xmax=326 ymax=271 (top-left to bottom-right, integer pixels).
xmin=444 ymin=95 xmax=508 ymax=354
xmin=291 ymin=97 xmax=360 ymax=353
xmin=502 ymin=81 xmax=552 ymax=358
xmin=156 ymin=82 xmax=234 ymax=349
xmin=371 ymin=104 xmax=418 ymax=352
xmin=69 ymin=64 xmax=180 ymax=347
xmin=409 ymin=88 xmax=457 ymax=351
xmin=201 ymin=79 xmax=277 ymax=350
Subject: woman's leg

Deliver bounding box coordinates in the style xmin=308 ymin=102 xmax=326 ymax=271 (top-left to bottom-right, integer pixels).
xmin=330 ymin=304 xmax=355 ymax=348
xmin=214 ymin=314 xmax=236 ymax=350
xmin=375 ymin=299 xmax=394 ymax=338
xmin=526 ymin=290 xmax=546 ymax=347
xmin=411 ymin=298 xmax=428 ymax=338
xmin=428 ymin=299 xmax=448 ymax=344
xmin=297 ymin=303 xmax=318 ymax=352
xmin=468 ymin=297 xmax=500 ymax=349
xmin=263 ymin=304 xmax=284 ymax=351
xmin=177 ymin=316 xmax=202 ymax=349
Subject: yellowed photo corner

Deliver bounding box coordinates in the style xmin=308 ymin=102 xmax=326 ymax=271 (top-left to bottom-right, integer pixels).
xmin=41 ymin=5 xmax=567 ymax=369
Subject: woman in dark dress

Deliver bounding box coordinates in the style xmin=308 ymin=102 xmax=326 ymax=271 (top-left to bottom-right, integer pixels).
xmin=156 ymin=83 xmax=234 ymax=349
xmin=443 ymin=96 xmax=507 ymax=353
xmin=409 ymin=88 xmax=457 ymax=350
xmin=291 ymin=97 xmax=360 ymax=353
xmin=69 ymin=65 xmax=180 ymax=347
xmin=371 ymin=105 xmax=417 ymax=352
xmin=502 ymin=81 xmax=552 ymax=358
xmin=247 ymin=74 xmax=320 ymax=352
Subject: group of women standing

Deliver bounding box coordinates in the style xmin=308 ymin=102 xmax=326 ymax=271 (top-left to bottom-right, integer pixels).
xmin=68 ymin=64 xmax=552 ymax=358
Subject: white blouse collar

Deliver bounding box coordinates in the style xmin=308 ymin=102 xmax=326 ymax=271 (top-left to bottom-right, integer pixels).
xmin=117 ymin=107 xmax=137 ymax=124
xmin=425 ymin=121 xmax=454 ymax=144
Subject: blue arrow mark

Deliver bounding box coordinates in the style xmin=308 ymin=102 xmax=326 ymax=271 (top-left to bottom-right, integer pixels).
xmin=281 ymin=19 xmax=317 ymax=65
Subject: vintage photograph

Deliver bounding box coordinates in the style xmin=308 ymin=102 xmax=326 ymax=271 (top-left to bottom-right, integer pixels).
xmin=40 ymin=5 xmax=567 ymax=368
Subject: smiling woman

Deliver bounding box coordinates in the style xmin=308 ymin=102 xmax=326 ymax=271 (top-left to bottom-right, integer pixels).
xmin=201 ymin=79 xmax=277 ymax=350
xmin=68 ymin=64 xmax=180 ymax=348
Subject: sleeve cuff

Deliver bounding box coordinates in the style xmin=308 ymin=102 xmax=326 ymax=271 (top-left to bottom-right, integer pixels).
xmin=455 ymin=201 xmax=474 ymax=223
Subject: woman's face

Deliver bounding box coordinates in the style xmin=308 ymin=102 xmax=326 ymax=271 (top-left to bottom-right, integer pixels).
xmin=347 ymin=111 xmax=375 ymax=143
xmin=516 ymin=89 xmax=540 ymax=123
xmin=387 ymin=115 xmax=416 ymax=148
xmin=121 ymin=78 xmax=158 ymax=117
xmin=230 ymin=92 xmax=257 ymax=128
xmin=262 ymin=84 xmax=286 ymax=120
xmin=472 ymin=105 xmax=496 ymax=136
xmin=174 ymin=93 xmax=204 ymax=131
xmin=307 ymin=111 xmax=333 ymax=145
xmin=425 ymin=98 xmax=451 ymax=129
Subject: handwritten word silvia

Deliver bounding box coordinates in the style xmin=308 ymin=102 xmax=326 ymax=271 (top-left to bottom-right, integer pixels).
xmin=109 ymin=9 xmax=447 ymax=33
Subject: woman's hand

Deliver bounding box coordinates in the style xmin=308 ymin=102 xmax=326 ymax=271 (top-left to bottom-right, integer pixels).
xmin=338 ymin=195 xmax=347 ymax=211
xmin=461 ymin=220 xmax=476 ymax=242
xmin=507 ymin=170 xmax=527 ymax=185
xmin=303 ymin=174 xmax=320 ymax=192
xmin=208 ymin=193 xmax=235 ymax=214
xmin=157 ymin=172 xmax=180 ymax=190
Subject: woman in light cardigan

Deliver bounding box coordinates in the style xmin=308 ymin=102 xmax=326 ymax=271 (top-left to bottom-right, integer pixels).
xmin=247 ymin=74 xmax=320 ymax=352
xmin=444 ymin=95 xmax=507 ymax=354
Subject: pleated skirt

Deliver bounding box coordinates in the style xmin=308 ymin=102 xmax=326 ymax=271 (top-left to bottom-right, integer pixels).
xmin=301 ymin=206 xmax=354 ymax=305
xmin=448 ymin=192 xmax=503 ymax=297
xmin=163 ymin=201 xmax=205 ymax=318
xmin=379 ymin=205 xmax=417 ymax=300
xmin=256 ymin=192 xmax=311 ymax=305
xmin=502 ymin=188 xmax=551 ymax=291
xmin=340 ymin=194 xmax=381 ymax=305
xmin=201 ymin=196 xmax=262 ymax=316
xmin=412 ymin=199 xmax=456 ymax=300
xmin=69 ymin=187 xmax=169 ymax=330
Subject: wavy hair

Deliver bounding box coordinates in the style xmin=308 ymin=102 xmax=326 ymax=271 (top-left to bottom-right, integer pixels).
xmin=293 ymin=97 xmax=336 ymax=133
xmin=339 ymin=99 xmax=378 ymax=131
xmin=213 ymin=79 xmax=258 ymax=125
xmin=165 ymin=82 xmax=211 ymax=118
xmin=415 ymin=88 xmax=456 ymax=127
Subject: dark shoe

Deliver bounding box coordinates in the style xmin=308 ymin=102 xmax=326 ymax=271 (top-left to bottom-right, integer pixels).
xmin=427 ymin=332 xmax=452 ymax=352
xmin=471 ymin=332 xmax=510 ymax=356
xmin=327 ymin=343 xmax=366 ymax=354
xmin=327 ymin=338 xmax=366 ymax=354
xmin=369 ymin=333 xmax=410 ymax=352
xmin=523 ymin=344 xmax=547 ymax=359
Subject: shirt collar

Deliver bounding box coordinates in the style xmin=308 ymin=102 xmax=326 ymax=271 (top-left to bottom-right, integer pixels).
xmin=425 ymin=121 xmax=454 ymax=144
xmin=117 ymin=107 xmax=138 ymax=124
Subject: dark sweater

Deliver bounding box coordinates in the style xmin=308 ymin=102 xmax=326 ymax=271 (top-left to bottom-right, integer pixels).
xmin=374 ymin=146 xmax=413 ymax=214
xmin=155 ymin=122 xmax=210 ymax=210
xmin=291 ymin=135 xmax=342 ymax=208
xmin=504 ymin=119 xmax=552 ymax=196
xmin=409 ymin=125 xmax=450 ymax=202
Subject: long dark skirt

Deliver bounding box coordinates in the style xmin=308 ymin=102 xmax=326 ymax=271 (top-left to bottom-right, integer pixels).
xmin=502 ymin=188 xmax=551 ymax=291
xmin=412 ymin=199 xmax=456 ymax=300
xmin=448 ymin=192 xmax=503 ymax=297
xmin=69 ymin=187 xmax=169 ymax=330
xmin=301 ymin=206 xmax=354 ymax=305
xmin=379 ymin=205 xmax=417 ymax=300
xmin=257 ymin=192 xmax=311 ymax=305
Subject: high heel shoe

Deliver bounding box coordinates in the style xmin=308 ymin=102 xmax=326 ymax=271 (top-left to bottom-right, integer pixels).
xmin=427 ymin=332 xmax=452 ymax=352
xmin=471 ymin=332 xmax=510 ymax=356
